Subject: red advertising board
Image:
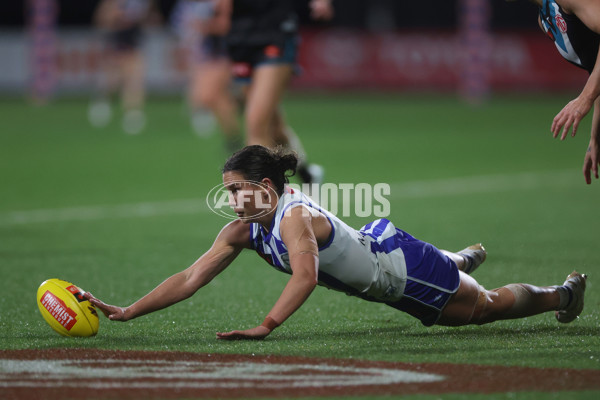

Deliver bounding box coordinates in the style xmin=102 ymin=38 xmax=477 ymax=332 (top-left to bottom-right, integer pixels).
xmin=293 ymin=29 xmax=588 ymax=91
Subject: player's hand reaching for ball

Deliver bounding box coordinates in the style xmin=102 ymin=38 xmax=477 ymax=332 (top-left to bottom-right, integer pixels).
xmin=84 ymin=292 xmax=128 ymax=321
xmin=216 ymin=325 xmax=271 ymax=340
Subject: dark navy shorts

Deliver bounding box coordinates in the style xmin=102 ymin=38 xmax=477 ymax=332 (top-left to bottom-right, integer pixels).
xmin=228 ymin=35 xmax=300 ymax=83
xmin=386 ymin=236 xmax=460 ymax=326
xmin=197 ymin=35 xmax=229 ymax=62
xmin=107 ymin=26 xmax=143 ymax=51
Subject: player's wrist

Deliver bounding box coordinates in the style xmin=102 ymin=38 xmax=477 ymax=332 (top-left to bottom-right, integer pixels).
xmin=122 ymin=306 xmax=135 ymax=321
xmin=261 ymin=316 xmax=280 ymax=331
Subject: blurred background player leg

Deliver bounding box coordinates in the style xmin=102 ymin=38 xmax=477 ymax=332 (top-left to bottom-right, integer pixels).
xmin=119 ymin=44 xmax=146 ymax=135
xmin=88 ymin=0 xmax=152 ymax=135
xmin=172 ymin=0 xmax=242 ymax=151
xmin=88 ymin=28 xmax=121 ymax=129
xmin=224 ymin=0 xmax=330 ymax=184
xmin=242 ymin=62 xmax=323 ymax=184
xmin=188 ymin=54 xmax=242 ymax=151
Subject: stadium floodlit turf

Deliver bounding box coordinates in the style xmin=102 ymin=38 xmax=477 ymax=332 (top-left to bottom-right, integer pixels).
xmin=0 ymin=93 xmax=598 ymax=397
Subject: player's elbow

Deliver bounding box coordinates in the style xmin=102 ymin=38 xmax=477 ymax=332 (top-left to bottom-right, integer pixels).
xmin=302 ymin=277 xmax=319 ymax=292
xmin=295 ymin=268 xmax=319 ymax=288
xmin=291 ymin=252 xmax=319 ymax=286
xmin=181 ymin=268 xmax=211 ymax=297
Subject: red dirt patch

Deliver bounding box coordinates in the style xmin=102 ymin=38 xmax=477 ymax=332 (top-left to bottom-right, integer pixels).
xmin=1 ymin=349 xmax=599 ymax=399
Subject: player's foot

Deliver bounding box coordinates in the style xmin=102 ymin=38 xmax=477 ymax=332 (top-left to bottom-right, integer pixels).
xmin=122 ymin=110 xmax=146 ymax=135
xmin=457 ymin=243 xmax=486 ymax=274
xmin=555 ymin=271 xmax=587 ymax=324
xmin=191 ymin=108 xmax=216 ymax=138
xmin=88 ymin=100 xmax=112 ymax=128
xmin=297 ymin=163 xmax=324 ymax=185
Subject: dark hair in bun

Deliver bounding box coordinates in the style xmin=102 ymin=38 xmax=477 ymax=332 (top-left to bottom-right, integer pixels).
xmin=222 ymin=145 xmax=298 ymax=195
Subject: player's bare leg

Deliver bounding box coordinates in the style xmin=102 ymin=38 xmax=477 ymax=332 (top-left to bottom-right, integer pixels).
xmin=191 ymin=60 xmax=241 ymax=149
xmin=88 ymin=48 xmax=120 ymax=128
xmin=441 ymin=243 xmax=486 ymax=275
xmin=245 ymin=64 xmax=322 ymax=183
xmin=244 ymin=64 xmax=292 ymax=147
xmin=437 ymin=270 xmax=587 ymax=326
xmin=120 ymin=50 xmax=146 ymax=134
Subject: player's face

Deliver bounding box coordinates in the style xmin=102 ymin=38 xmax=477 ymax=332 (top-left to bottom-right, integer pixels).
xmin=222 ymin=171 xmax=277 ymax=224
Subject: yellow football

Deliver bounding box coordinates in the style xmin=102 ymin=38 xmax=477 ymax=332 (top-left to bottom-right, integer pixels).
xmin=36 ymin=278 xmax=99 ymax=337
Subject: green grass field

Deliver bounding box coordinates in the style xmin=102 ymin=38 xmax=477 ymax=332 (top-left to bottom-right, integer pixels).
xmin=0 ymin=92 xmax=598 ymax=398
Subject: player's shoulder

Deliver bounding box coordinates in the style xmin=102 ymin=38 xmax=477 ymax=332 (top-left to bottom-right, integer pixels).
xmin=218 ymin=219 xmax=252 ymax=248
xmin=281 ymin=202 xmax=321 ymax=224
xmin=280 ymin=201 xmax=330 ymax=240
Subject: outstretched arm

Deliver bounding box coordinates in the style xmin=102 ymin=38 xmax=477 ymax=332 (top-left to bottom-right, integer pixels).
xmin=551 ymin=48 xmax=600 ymax=140
xmin=583 ymin=97 xmax=600 ymax=183
xmin=85 ymin=220 xmax=249 ymax=321
xmin=217 ymin=206 xmax=320 ymax=340
xmin=550 ymin=0 xmax=600 ymax=139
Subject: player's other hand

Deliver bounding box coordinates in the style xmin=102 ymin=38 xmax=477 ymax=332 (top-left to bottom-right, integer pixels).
xmin=583 ymin=139 xmax=600 ymax=184
xmin=216 ymin=325 xmax=271 ymax=340
xmin=551 ymin=96 xmax=593 ymax=140
xmin=310 ymin=0 xmax=334 ymax=20
xmin=84 ymin=292 xmax=128 ymax=321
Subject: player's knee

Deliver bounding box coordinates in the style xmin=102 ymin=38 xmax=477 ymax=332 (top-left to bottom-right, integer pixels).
xmin=197 ymin=91 xmax=220 ymax=109
xmin=477 ymin=285 xmax=530 ymax=324
xmin=473 ymin=288 xmax=514 ymax=325
xmin=246 ymin=119 xmax=273 ymax=144
xmin=245 ymin=114 xmax=263 ymax=133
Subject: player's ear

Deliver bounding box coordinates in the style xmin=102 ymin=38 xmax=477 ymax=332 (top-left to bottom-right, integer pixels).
xmin=260 ymin=178 xmax=276 ymax=199
xmin=261 ymin=177 xmax=272 ymax=188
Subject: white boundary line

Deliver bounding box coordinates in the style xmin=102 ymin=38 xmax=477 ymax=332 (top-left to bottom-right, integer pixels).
xmin=0 ymin=359 xmax=444 ymax=389
xmin=0 ymin=169 xmax=579 ymax=226
xmin=389 ymin=169 xmax=578 ymax=199
xmin=0 ymin=199 xmax=209 ymax=226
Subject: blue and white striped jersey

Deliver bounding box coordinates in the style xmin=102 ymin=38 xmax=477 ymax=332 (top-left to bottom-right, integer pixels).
xmin=539 ymin=0 xmax=600 ymax=73
xmin=249 ymin=188 xmax=409 ymax=302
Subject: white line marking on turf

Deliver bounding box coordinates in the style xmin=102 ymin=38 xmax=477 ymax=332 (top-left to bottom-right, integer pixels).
xmin=389 ymin=169 xmax=578 ymax=199
xmin=0 ymin=169 xmax=579 ymax=226
xmin=0 ymin=359 xmax=444 ymax=389
xmin=0 ymin=198 xmax=208 ymax=226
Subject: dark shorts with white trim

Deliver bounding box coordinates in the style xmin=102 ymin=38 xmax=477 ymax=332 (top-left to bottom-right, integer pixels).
xmin=228 ymin=35 xmax=300 ymax=83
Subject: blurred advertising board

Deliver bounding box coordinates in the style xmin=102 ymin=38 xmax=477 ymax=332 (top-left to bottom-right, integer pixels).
xmin=293 ymin=29 xmax=587 ymax=92
xmin=0 ymin=28 xmax=586 ymax=95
